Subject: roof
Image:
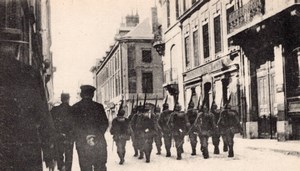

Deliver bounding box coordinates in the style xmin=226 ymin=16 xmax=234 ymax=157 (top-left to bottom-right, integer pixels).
xmin=120 ymin=18 xmax=153 ymax=40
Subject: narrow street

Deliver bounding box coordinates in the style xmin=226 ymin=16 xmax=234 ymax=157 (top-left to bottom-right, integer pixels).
xmin=45 ymin=135 xmax=300 ymax=171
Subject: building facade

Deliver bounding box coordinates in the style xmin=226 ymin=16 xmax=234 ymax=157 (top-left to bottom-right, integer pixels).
xmin=0 ymin=0 xmax=54 ymax=106
xmin=156 ymin=0 xmax=300 ymax=140
xmin=92 ymin=14 xmax=164 ymax=123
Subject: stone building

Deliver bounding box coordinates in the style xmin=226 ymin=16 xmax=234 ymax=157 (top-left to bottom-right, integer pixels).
xmin=155 ymin=0 xmax=300 ymax=140
xmin=0 ymin=0 xmax=54 ymax=106
xmin=91 ymin=13 xmax=164 ymax=122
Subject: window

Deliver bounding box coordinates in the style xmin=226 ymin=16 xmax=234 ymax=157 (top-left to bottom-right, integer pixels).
xmin=167 ymin=0 xmax=170 ymax=27
xmin=226 ymin=6 xmax=234 ymax=33
xmin=183 ymin=0 xmax=186 ymax=12
xmin=184 ymin=36 xmax=190 ymax=68
xmin=128 ymin=69 xmax=136 ymax=93
xmin=192 ymin=0 xmax=197 ymax=5
xmin=127 ymin=43 xmax=135 ymax=69
xmin=214 ymin=15 xmax=222 ymax=53
xmin=142 ymin=49 xmax=152 ymax=63
xmin=142 ymin=72 xmax=153 ymax=93
xmin=175 ymin=0 xmax=179 ymax=18
xmin=193 ymin=30 xmax=200 ymax=66
xmin=202 ymin=23 xmax=209 ymax=59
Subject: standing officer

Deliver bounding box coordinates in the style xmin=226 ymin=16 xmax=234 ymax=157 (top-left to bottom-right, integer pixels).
xmin=136 ymin=107 xmax=157 ymax=163
xmin=158 ymin=103 xmax=173 ymax=157
xmin=51 ymin=93 xmax=74 ymax=171
xmin=218 ymin=104 xmax=243 ymax=157
xmin=186 ymin=102 xmax=199 ymax=156
xmin=211 ymin=102 xmax=221 ymax=154
xmin=169 ymin=104 xmax=190 ymax=160
xmin=110 ymin=108 xmax=131 ymax=165
xmin=72 ymin=85 xmax=109 ymax=171
xmin=198 ymin=105 xmax=216 ymax=159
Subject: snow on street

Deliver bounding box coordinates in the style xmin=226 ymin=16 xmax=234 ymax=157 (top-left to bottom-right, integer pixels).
xmin=45 ymin=134 xmax=300 ymax=171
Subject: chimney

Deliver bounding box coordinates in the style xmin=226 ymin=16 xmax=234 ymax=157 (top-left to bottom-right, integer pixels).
xmin=125 ymin=13 xmax=139 ymax=27
xmin=151 ymin=7 xmax=158 ymax=34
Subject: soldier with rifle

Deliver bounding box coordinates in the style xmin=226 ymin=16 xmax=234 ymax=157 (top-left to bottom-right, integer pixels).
xmin=186 ymin=92 xmax=199 ymax=156
xmin=211 ymin=101 xmax=222 ymax=154
xmin=196 ymin=104 xmax=217 ymax=159
xmin=128 ymin=95 xmax=139 ymax=157
xmin=169 ymin=103 xmax=190 ymax=160
xmin=153 ymin=95 xmax=163 ymax=155
xmin=217 ymin=103 xmax=243 ymax=157
xmin=110 ymin=96 xmax=131 ymax=165
xmin=136 ymin=106 xmax=157 ymax=163
xmin=158 ymin=96 xmax=173 ymax=157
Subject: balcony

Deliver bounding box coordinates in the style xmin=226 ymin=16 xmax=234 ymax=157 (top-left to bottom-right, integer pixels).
xmin=164 ymin=68 xmax=178 ymax=85
xmin=228 ymin=0 xmax=300 ymax=35
xmin=228 ymin=0 xmax=265 ymax=34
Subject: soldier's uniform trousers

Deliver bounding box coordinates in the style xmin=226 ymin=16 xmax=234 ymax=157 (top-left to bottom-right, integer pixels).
xmin=173 ymin=132 xmax=185 ymax=158
xmin=221 ymin=129 xmax=235 ymax=156
xmin=131 ymin=132 xmax=139 ymax=155
xmin=212 ymin=129 xmax=222 ymax=153
xmin=199 ymin=134 xmax=210 ymax=158
xmin=188 ymin=129 xmax=198 ymax=152
xmin=154 ymin=133 xmax=162 ymax=153
xmin=162 ymin=133 xmax=172 ymax=155
xmin=115 ymin=139 xmax=127 ymax=160
xmin=141 ymin=133 xmax=154 ymax=162
xmin=56 ymin=137 xmax=74 ymax=171
xmin=76 ymin=138 xmax=107 ymax=171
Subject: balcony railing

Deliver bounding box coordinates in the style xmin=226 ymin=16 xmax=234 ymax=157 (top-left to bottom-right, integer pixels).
xmin=228 ymin=0 xmax=265 ymax=34
xmin=164 ymin=68 xmax=178 ymax=84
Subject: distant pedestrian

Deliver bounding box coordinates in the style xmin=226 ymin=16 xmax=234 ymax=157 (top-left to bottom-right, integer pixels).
xmin=158 ymin=102 xmax=173 ymax=157
xmin=110 ymin=99 xmax=131 ymax=165
xmin=72 ymin=85 xmax=109 ymax=171
xmin=218 ymin=104 xmax=243 ymax=157
xmin=51 ymin=93 xmax=74 ymax=171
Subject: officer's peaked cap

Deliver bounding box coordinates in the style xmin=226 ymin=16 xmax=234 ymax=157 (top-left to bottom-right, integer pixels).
xmin=80 ymin=85 xmax=96 ymax=94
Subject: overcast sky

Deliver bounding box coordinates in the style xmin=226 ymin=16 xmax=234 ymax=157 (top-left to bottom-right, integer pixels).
xmin=51 ymin=0 xmax=155 ymax=104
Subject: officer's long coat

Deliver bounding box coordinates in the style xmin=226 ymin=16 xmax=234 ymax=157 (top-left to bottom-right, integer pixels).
xmin=0 ymin=57 xmax=56 ymax=170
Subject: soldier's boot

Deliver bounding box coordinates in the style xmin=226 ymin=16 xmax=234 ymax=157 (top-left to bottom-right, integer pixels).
xmin=166 ymin=150 xmax=171 ymax=157
xmin=176 ymin=151 xmax=182 ymax=160
xmin=223 ymin=144 xmax=228 ymax=152
xmin=134 ymin=148 xmax=138 ymax=157
xmin=202 ymin=147 xmax=209 ymax=159
xmin=214 ymin=146 xmax=220 ymax=154
xmin=145 ymin=153 xmax=151 ymax=163
xmin=138 ymin=151 xmax=144 ymax=159
xmin=191 ymin=148 xmax=196 ymax=156
xmin=228 ymin=145 xmax=234 ymax=158
xmin=156 ymin=147 xmax=161 ymax=155
xmin=118 ymin=152 xmax=125 ymax=165
xmin=200 ymin=145 xmax=204 ymax=152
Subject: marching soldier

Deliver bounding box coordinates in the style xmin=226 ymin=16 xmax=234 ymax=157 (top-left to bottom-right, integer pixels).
xmin=169 ymin=103 xmax=190 ymax=160
xmin=197 ymin=105 xmax=216 ymax=159
xmin=128 ymin=107 xmax=139 ymax=157
xmin=110 ymin=109 xmax=131 ymax=165
xmin=136 ymin=108 xmax=157 ymax=163
xmin=72 ymin=85 xmax=109 ymax=171
xmin=51 ymin=93 xmax=74 ymax=171
xmin=158 ymin=103 xmax=173 ymax=157
xmin=186 ymin=102 xmax=199 ymax=156
xmin=218 ymin=104 xmax=243 ymax=157
xmin=153 ymin=107 xmax=163 ymax=155
xmin=129 ymin=106 xmax=144 ymax=159
xmin=211 ymin=102 xmax=221 ymax=154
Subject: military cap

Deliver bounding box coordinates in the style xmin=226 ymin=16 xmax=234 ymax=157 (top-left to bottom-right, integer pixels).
xmin=174 ymin=103 xmax=182 ymax=111
xmin=80 ymin=85 xmax=96 ymax=94
xmin=117 ymin=109 xmax=126 ymax=116
xmin=188 ymin=101 xmax=194 ymax=108
xmin=61 ymin=93 xmax=70 ymax=99
xmin=163 ymin=103 xmax=169 ymax=108
xmin=225 ymin=104 xmax=232 ymax=109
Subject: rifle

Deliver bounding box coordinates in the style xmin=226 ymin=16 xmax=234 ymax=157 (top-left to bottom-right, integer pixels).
xmin=187 ymin=91 xmax=194 ymax=110
xmin=143 ymin=93 xmax=147 ymax=110
xmin=117 ymin=95 xmax=124 ymax=115
xmin=154 ymin=94 xmax=158 ymax=113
